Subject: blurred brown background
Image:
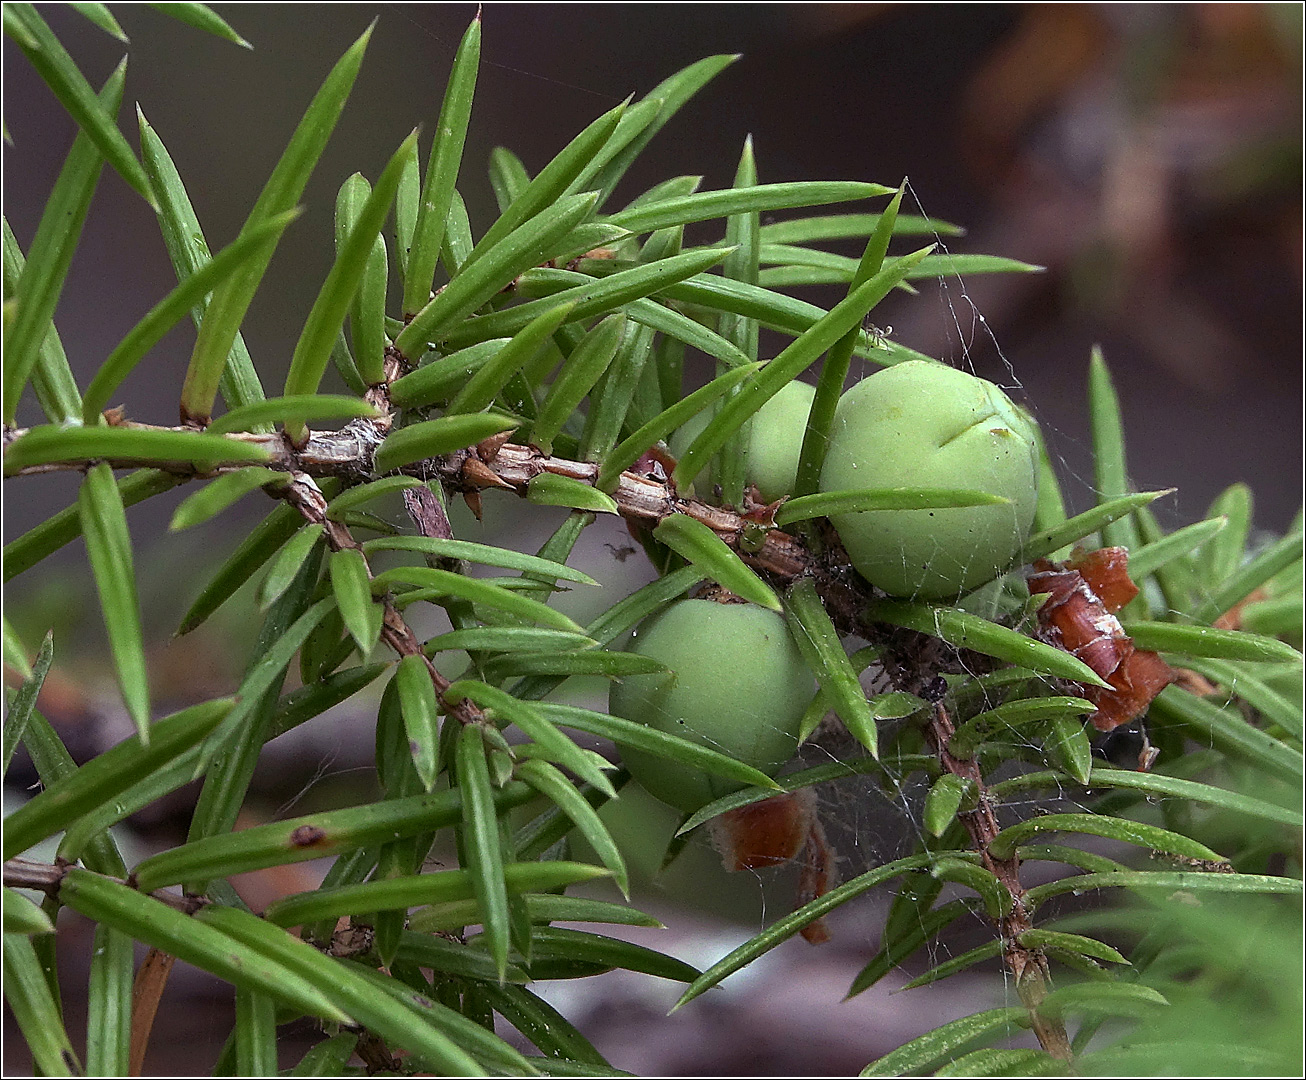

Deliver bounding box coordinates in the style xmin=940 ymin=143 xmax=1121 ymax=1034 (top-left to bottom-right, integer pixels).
xmin=4 ymin=3 xmax=1302 ymax=1075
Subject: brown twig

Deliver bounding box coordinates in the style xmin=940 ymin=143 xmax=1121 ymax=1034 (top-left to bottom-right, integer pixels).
xmin=273 ymin=351 xmax=490 ymax=729
xmin=2 ymin=859 xmax=203 ymax=914
xmin=914 ymin=697 xmax=1072 ymax=1060
xmin=5 ymin=425 xmax=813 ymax=570
xmin=276 ymin=454 xmax=485 ymax=730
xmin=1 ymin=857 xmax=66 ymax=894
xmin=434 ymin=440 xmax=815 ymax=581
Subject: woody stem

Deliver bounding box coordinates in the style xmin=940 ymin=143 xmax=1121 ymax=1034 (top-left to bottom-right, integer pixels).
xmin=920 ymin=700 xmax=1072 ymax=1061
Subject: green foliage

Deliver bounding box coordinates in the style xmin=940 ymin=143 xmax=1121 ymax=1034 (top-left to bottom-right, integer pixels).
xmin=3 ymin=8 xmax=1300 ymax=1078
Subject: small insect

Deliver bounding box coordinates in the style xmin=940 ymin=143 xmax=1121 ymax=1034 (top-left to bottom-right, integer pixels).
xmin=862 ymin=318 xmax=893 ymax=349
xmin=1137 ymin=732 xmax=1160 ymax=773
xmin=604 ymin=542 xmax=637 ymax=563
xmin=921 ymin=675 xmax=950 ymax=703
xmin=288 ymin=824 xmax=328 ymax=848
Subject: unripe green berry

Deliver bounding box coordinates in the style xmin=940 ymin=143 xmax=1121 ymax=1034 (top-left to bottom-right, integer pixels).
xmin=609 ymin=598 xmax=813 ymax=813
xmin=820 ymin=360 xmax=1038 ymax=598
xmin=745 ymin=380 xmax=816 ymax=501
xmin=669 ymin=380 xmax=815 ymax=501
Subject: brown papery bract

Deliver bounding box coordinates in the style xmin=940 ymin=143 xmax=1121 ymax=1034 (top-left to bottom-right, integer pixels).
xmin=710 ymin=789 xmax=835 ymax=944
xmin=1028 ymin=547 xmax=1174 ymax=732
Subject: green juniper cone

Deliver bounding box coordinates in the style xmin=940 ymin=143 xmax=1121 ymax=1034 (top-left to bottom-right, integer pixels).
xmin=610 ymin=598 xmax=814 ymax=812
xmin=743 ymin=379 xmax=816 ymax=502
xmin=671 ymin=379 xmax=816 ymax=501
xmin=820 ymin=359 xmax=1039 ymax=597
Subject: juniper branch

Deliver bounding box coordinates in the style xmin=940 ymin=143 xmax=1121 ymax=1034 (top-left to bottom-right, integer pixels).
xmin=3 ymin=426 xmax=815 ymax=581
xmin=3 ymin=858 xmax=204 ymax=914
xmin=6 ymin=387 xmax=1072 ymax=1061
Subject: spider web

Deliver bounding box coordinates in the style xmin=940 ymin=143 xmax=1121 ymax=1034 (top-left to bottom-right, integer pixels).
xmin=587 ymin=186 xmax=1219 ymax=1024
